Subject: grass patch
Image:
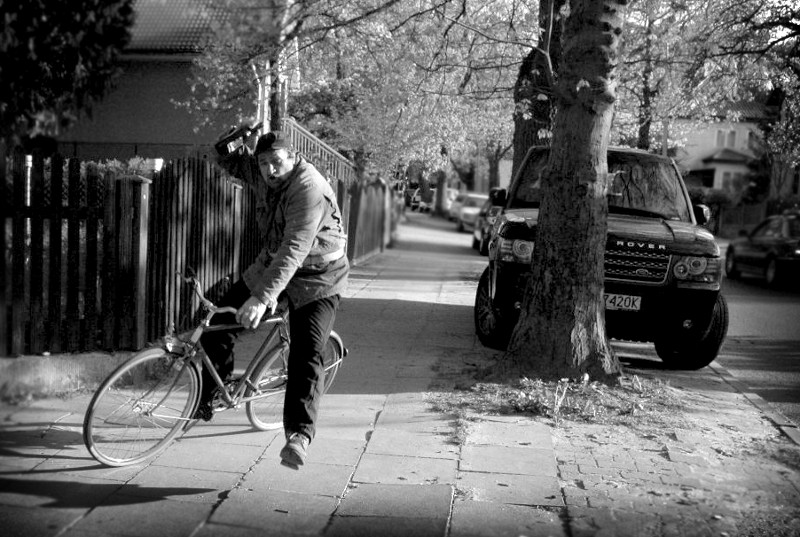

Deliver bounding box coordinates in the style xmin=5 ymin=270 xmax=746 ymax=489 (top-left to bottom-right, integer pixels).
xmin=430 ymin=372 xmax=686 ymax=429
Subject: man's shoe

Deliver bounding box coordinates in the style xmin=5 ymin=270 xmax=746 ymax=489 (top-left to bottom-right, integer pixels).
xmin=192 ymin=396 xmax=214 ymax=422
xmin=280 ymin=433 xmax=310 ymax=469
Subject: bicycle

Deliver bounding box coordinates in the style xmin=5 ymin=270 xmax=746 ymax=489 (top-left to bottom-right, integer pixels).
xmin=82 ymin=271 xmax=346 ymax=467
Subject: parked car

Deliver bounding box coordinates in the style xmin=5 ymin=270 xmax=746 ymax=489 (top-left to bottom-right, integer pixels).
xmin=443 ymin=188 xmax=459 ymax=216
xmin=418 ymin=188 xmax=437 ymax=212
xmin=456 ymin=193 xmax=489 ymax=232
xmin=448 ymin=192 xmax=468 ymax=221
xmin=410 ymin=188 xmax=422 ymax=211
xmin=475 ymin=146 xmax=728 ymax=370
xmin=724 ymin=211 xmax=800 ymax=286
xmin=472 ymin=197 xmax=502 ymax=255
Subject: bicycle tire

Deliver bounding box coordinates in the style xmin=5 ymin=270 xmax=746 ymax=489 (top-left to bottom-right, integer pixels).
xmin=323 ymin=331 xmax=345 ymax=392
xmin=245 ymin=332 xmax=345 ymax=431
xmin=83 ymin=347 xmax=200 ymax=467
xmin=245 ymin=343 xmax=289 ymax=431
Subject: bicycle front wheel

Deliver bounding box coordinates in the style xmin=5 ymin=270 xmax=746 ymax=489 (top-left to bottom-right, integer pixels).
xmin=245 ymin=344 xmax=289 ymax=431
xmin=83 ymin=348 xmax=200 ymax=467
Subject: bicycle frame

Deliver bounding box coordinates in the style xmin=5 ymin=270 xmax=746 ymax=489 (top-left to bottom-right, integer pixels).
xmin=199 ymin=317 xmax=289 ymax=409
xmin=165 ymin=272 xmax=343 ymax=412
xmin=163 ymin=273 xmax=291 ymax=411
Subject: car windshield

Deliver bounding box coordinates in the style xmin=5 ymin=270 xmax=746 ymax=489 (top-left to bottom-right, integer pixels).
xmin=508 ymin=149 xmax=692 ymax=221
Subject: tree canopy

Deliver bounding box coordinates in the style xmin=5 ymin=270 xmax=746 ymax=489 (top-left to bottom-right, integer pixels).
xmin=179 ymin=0 xmax=533 ymax=175
xmin=0 ymin=0 xmax=135 ymax=148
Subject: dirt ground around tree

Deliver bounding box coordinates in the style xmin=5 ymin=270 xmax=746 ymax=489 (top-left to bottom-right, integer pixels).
xmin=430 ymin=346 xmax=800 ymax=536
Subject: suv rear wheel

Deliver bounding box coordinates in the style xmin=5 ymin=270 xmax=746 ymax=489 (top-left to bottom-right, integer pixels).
xmin=474 ymin=267 xmax=514 ymax=350
xmin=654 ymin=293 xmax=729 ymax=370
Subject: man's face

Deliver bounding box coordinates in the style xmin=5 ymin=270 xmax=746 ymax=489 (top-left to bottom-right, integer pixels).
xmin=257 ymin=149 xmax=294 ymax=182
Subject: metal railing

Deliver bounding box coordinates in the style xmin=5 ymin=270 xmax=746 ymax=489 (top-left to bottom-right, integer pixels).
xmin=281 ymin=118 xmax=357 ymax=187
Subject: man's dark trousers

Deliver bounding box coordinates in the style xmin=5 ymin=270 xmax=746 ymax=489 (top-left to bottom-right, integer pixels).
xmin=199 ymin=279 xmax=340 ymax=440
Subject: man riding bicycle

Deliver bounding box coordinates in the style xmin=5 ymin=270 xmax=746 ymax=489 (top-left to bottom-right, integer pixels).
xmin=200 ymin=129 xmax=349 ymax=470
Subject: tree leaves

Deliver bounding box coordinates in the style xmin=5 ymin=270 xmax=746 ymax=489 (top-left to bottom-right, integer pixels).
xmin=0 ymin=0 xmax=134 ymax=146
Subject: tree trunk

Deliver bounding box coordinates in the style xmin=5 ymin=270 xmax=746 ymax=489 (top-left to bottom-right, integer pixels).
xmin=511 ymin=0 xmax=566 ymax=178
xmin=506 ymin=0 xmax=628 ymax=380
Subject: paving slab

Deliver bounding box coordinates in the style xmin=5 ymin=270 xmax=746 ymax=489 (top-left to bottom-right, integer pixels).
xmin=243 ymin=453 xmax=354 ymax=497
xmin=325 ymin=514 xmax=448 ymax=537
xmin=352 ymin=452 xmax=458 ymax=485
xmin=3 ymin=504 xmax=87 ymax=537
xmin=460 ymin=444 xmax=558 ymax=477
xmin=465 ymin=416 xmax=554 ymax=450
xmin=334 ymin=483 xmax=453 ymax=519
xmin=69 ymin=496 xmax=214 ymax=537
xmin=365 ymin=428 xmax=459 ymax=459
xmin=0 ymin=472 xmax=125 ymax=508
xmin=210 ymin=488 xmax=337 ymax=534
xmin=449 ymin=499 xmax=567 ymax=537
xmin=456 ymin=472 xmax=564 ymax=507
xmin=121 ymin=465 xmax=241 ymax=503
xmin=149 ymin=436 xmax=268 ymax=473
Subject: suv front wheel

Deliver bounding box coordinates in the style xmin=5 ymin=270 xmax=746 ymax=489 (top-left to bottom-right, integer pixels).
xmin=654 ymin=293 xmax=729 ymax=370
xmin=474 ymin=267 xmax=514 ymax=350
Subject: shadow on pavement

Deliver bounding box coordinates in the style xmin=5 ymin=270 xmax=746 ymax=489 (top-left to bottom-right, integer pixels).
xmin=0 ymin=476 xmax=214 ymax=507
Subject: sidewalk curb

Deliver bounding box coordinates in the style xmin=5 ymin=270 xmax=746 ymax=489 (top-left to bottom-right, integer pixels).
xmin=708 ymin=361 xmax=800 ymax=445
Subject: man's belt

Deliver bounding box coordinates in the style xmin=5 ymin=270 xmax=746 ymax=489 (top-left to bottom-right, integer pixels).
xmin=302 ymin=247 xmax=346 ymax=267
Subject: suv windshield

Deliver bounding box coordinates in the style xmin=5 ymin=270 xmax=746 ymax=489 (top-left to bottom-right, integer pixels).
xmin=509 ymin=149 xmax=692 ymax=222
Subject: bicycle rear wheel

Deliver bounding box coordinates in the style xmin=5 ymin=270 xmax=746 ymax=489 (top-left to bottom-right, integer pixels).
xmin=83 ymin=348 xmax=200 ymax=467
xmin=245 ymin=344 xmax=289 ymax=431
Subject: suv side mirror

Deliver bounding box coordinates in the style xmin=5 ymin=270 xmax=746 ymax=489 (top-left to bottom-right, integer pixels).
xmin=693 ymin=204 xmax=711 ymax=226
xmin=490 ymin=188 xmax=507 ymax=207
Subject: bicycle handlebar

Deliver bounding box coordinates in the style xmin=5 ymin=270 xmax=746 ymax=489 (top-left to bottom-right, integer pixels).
xmin=177 ymin=271 xmax=283 ymax=326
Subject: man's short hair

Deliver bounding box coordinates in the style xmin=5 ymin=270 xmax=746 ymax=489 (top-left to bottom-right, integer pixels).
xmin=255 ymin=131 xmax=293 ymax=155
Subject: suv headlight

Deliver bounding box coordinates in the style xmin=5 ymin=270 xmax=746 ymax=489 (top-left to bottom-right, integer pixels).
xmin=498 ymin=238 xmax=534 ymax=264
xmin=673 ymin=256 xmax=722 ymax=283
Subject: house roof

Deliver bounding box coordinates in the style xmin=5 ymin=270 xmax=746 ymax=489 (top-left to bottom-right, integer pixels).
xmin=702 ymin=148 xmax=754 ymax=165
xmin=713 ymin=101 xmax=777 ymax=122
xmin=127 ymin=0 xmax=226 ymax=54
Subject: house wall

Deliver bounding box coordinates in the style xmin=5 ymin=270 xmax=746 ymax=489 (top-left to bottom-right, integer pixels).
xmin=673 ymin=119 xmax=757 ymax=191
xmin=58 ymin=59 xmax=221 ymax=160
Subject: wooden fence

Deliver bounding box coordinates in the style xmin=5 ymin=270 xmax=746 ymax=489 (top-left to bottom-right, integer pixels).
xmin=2 ymin=148 xmax=389 ymax=357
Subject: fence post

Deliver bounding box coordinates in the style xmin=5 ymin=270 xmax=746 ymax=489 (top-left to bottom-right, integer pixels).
xmin=0 ymin=141 xmax=7 ymax=355
xmin=115 ymin=175 xmax=151 ymax=350
xmin=10 ymin=146 xmax=26 ymax=356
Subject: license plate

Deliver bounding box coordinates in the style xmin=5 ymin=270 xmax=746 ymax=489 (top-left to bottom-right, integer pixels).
xmin=605 ymin=293 xmax=641 ymax=311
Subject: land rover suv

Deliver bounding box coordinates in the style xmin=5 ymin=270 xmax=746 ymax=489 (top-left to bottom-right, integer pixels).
xmin=474 ymin=147 xmax=728 ymax=370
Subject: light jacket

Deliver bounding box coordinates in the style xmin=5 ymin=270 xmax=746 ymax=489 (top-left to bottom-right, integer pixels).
xmin=221 ymin=153 xmax=349 ymax=308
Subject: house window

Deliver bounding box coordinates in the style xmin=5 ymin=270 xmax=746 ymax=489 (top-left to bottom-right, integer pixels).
xmin=716 ymin=129 xmax=737 ymax=148
xmin=726 ymin=130 xmax=736 ymax=148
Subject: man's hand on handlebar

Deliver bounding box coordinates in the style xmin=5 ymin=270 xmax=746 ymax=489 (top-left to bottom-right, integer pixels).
xmin=236 ymin=296 xmax=277 ymax=329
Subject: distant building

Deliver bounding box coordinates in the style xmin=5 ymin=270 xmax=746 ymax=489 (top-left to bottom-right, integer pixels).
xmin=58 ymin=0 xmax=224 ymax=160
xmin=672 ymin=102 xmax=774 ymax=202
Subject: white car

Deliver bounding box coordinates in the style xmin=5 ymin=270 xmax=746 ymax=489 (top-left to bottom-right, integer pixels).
xmin=456 ymin=193 xmax=489 ymax=232
xmin=448 ymin=192 xmax=467 ymax=221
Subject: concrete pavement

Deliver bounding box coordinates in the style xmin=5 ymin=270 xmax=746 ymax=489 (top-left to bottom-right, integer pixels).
xmin=1 ymin=211 xmax=799 ymax=537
